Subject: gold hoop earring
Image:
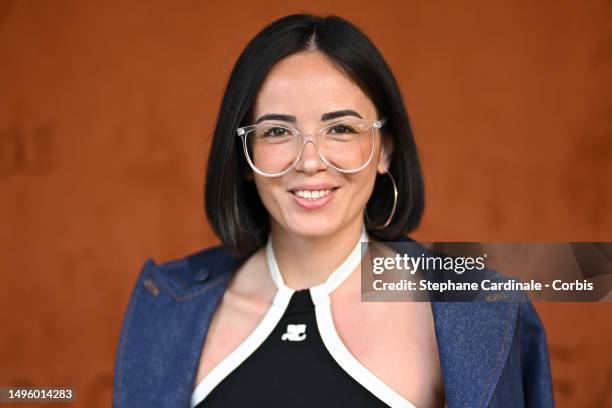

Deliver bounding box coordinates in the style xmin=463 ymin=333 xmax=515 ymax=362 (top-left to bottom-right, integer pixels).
xmin=364 ymin=171 xmax=398 ymax=230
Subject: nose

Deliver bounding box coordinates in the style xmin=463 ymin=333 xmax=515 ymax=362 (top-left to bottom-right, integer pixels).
xmin=294 ymin=138 xmax=328 ymax=174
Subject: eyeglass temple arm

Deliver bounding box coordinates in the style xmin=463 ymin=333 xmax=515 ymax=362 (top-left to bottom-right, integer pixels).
xmin=374 ymin=118 xmax=387 ymax=128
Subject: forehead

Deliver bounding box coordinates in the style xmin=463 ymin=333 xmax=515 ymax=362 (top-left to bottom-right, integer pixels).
xmin=252 ymin=51 xmax=377 ymax=123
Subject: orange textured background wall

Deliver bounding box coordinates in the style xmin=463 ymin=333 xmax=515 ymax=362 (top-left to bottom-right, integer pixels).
xmin=1 ymin=1 xmax=610 ymax=407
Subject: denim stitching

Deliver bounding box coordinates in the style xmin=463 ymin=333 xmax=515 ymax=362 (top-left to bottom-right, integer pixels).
xmin=474 ymin=302 xmax=518 ymax=408
xmin=116 ymin=260 xmax=157 ymax=408
xmin=152 ymin=268 xmax=231 ymax=301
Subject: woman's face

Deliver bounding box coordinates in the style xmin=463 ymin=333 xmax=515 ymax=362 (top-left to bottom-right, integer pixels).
xmin=249 ymin=50 xmax=392 ymax=239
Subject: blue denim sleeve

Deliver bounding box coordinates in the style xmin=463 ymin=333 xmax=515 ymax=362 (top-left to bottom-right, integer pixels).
xmin=519 ymin=301 xmax=555 ymax=407
xmin=112 ymin=258 xmax=159 ymax=408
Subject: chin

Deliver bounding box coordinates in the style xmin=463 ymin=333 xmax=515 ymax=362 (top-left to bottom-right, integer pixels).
xmin=285 ymin=215 xmax=339 ymax=239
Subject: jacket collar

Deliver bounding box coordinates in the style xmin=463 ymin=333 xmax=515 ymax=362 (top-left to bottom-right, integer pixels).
xmin=167 ymin=235 xmax=519 ymax=407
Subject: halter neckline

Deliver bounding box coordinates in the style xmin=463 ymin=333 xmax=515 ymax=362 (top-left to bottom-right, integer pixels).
xmin=265 ymin=226 xmax=369 ymax=301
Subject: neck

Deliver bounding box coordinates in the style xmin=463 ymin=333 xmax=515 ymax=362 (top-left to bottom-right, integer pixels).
xmin=269 ymin=216 xmax=365 ymax=290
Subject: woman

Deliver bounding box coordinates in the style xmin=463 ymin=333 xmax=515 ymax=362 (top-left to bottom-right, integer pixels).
xmin=113 ymin=14 xmax=554 ymax=408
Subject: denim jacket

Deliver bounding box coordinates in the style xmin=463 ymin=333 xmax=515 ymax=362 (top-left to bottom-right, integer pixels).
xmin=113 ymin=236 xmax=555 ymax=407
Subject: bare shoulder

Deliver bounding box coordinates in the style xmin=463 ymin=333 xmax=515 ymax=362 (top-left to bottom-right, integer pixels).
xmin=208 ymin=245 xmax=277 ymax=335
xmin=194 ymin=246 xmax=276 ymax=386
xmin=226 ymin=246 xmax=277 ymax=301
xmin=331 ymin=237 xmax=445 ymax=407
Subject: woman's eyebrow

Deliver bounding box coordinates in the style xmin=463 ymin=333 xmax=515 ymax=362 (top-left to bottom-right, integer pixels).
xmin=255 ymin=113 xmax=296 ymax=124
xmin=321 ymin=109 xmax=363 ymax=121
xmin=254 ymin=109 xmax=363 ymax=124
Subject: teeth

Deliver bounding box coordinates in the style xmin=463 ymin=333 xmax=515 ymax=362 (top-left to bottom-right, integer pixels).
xmin=293 ymin=189 xmax=333 ymax=199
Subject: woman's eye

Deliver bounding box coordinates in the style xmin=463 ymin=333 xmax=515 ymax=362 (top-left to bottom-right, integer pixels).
xmin=264 ymin=127 xmax=288 ymax=137
xmin=330 ymin=124 xmax=355 ymax=134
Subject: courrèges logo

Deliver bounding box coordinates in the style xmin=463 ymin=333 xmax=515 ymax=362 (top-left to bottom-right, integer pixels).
xmin=281 ymin=324 xmax=306 ymax=341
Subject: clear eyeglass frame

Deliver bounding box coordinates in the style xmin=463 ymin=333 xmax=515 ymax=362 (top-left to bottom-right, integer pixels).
xmin=236 ymin=118 xmax=387 ymax=177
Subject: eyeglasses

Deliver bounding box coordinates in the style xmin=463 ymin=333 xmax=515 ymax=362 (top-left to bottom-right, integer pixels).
xmin=236 ymin=118 xmax=386 ymax=177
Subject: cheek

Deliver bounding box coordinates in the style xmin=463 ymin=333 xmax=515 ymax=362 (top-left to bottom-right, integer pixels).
xmin=253 ymin=177 xmax=285 ymax=214
xmin=344 ymin=170 xmax=378 ymax=208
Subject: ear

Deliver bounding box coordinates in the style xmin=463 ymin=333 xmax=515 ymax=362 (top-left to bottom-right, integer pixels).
xmin=377 ymin=135 xmax=394 ymax=173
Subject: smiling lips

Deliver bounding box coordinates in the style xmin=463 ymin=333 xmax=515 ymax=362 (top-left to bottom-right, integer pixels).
xmin=288 ymin=184 xmax=339 ymax=210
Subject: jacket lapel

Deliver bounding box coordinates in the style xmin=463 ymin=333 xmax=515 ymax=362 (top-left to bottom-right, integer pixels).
xmin=431 ymin=301 xmax=518 ymax=407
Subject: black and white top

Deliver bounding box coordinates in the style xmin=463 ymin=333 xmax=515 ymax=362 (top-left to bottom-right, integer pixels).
xmin=190 ymin=227 xmax=416 ymax=408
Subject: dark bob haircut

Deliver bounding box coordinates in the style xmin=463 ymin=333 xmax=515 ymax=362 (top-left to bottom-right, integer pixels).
xmin=205 ymin=13 xmax=425 ymax=258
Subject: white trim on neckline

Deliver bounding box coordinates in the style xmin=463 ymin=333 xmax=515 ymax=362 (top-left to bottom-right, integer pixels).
xmin=265 ymin=225 xmax=368 ymax=302
xmin=313 ymin=298 xmax=416 ymax=408
xmin=190 ymin=286 xmax=294 ymax=407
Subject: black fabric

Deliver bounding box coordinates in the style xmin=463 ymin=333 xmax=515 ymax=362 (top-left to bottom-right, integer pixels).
xmin=195 ymin=289 xmax=391 ymax=407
